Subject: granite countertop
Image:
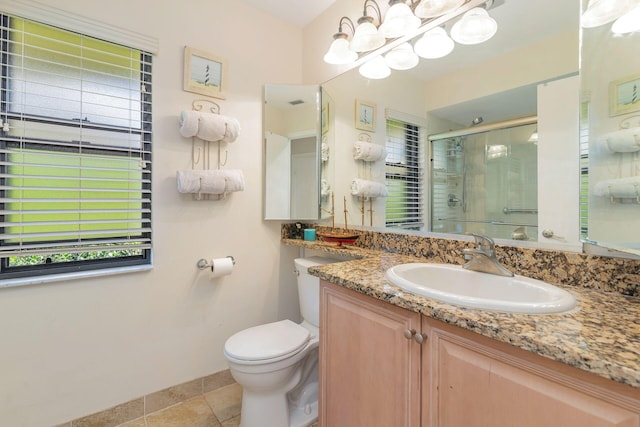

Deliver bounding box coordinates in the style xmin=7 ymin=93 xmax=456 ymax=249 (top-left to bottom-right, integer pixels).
xmin=283 ymin=238 xmax=640 ymax=391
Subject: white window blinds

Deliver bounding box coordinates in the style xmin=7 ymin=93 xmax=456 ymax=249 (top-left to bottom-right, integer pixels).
xmin=385 ymin=115 xmax=425 ymax=230
xmin=0 ymin=14 xmax=152 ymax=277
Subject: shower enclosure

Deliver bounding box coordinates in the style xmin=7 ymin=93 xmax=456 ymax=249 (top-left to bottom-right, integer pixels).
xmin=430 ymin=118 xmax=538 ymax=241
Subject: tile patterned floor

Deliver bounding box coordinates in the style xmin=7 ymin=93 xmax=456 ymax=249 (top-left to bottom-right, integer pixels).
xmin=119 ymin=383 xmax=241 ymax=427
xmin=116 ymin=382 xmax=319 ymax=427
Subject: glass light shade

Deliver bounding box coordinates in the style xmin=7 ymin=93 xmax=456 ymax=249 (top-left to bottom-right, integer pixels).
xmin=359 ymin=56 xmax=391 ymax=79
xmin=414 ymin=27 xmax=455 ymax=59
xmin=323 ymin=36 xmax=358 ymax=64
xmin=582 ymin=0 xmax=640 ymax=28
xmin=350 ymin=17 xmax=386 ymax=52
xmin=611 ymin=5 xmax=640 ymax=33
xmin=414 ymin=0 xmax=465 ymax=19
xmin=384 ymin=43 xmax=419 ymax=70
xmin=450 ymin=8 xmax=498 ymax=45
xmin=379 ymin=3 xmax=421 ymax=38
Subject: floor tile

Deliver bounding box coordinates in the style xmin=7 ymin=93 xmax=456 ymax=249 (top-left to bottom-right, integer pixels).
xmin=145 ymin=378 xmax=202 ymax=414
xmin=119 ymin=417 xmax=147 ymax=427
xmin=220 ymin=415 xmax=241 ymax=427
xmin=145 ymin=397 xmax=220 ymax=427
xmin=204 ymin=383 xmax=242 ymax=422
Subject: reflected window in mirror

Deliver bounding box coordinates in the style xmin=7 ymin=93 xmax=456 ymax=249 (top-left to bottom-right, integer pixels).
xmin=385 ymin=117 xmax=425 ymax=230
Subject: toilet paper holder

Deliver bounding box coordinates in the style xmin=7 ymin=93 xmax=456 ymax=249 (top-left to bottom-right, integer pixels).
xmin=197 ymin=256 xmax=235 ymax=270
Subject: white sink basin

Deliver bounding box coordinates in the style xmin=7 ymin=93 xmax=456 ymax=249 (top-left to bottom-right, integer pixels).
xmin=385 ymin=263 xmax=576 ymax=314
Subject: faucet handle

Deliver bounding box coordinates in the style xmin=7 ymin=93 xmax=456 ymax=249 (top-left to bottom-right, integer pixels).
xmin=469 ymin=233 xmax=495 ymax=253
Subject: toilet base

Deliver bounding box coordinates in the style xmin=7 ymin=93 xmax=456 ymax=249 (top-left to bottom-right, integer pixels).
xmin=289 ymin=400 xmax=318 ymax=427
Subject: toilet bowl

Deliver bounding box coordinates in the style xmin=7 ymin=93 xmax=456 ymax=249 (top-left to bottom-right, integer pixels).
xmin=224 ymin=257 xmax=335 ymax=427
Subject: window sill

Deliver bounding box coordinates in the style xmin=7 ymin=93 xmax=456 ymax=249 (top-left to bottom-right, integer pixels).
xmin=0 ymin=264 xmax=153 ymax=289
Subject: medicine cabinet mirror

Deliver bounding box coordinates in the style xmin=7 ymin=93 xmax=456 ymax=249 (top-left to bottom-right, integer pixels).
xmin=263 ymin=84 xmax=321 ymax=220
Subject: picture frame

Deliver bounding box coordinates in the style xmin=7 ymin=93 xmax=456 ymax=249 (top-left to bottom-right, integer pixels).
xmin=355 ymin=99 xmax=376 ymax=132
xmin=183 ymin=46 xmax=227 ymax=99
xmin=609 ymin=73 xmax=640 ymax=116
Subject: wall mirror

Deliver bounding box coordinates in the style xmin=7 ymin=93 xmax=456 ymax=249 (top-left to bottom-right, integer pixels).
xmin=263 ymin=84 xmax=321 ymax=220
xmin=320 ymin=0 xmax=583 ymax=250
xmin=580 ymin=2 xmax=640 ymax=256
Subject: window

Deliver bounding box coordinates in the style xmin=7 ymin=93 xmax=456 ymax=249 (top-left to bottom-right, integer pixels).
xmin=385 ymin=117 xmax=425 ymax=230
xmin=0 ymin=15 xmax=152 ymax=280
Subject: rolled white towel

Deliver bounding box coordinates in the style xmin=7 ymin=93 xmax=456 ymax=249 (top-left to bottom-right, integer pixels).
xmin=321 ymin=142 xmax=329 ymax=162
xmin=599 ymin=127 xmax=640 ymax=153
xmin=179 ymin=111 xmax=199 ymax=138
xmin=321 ymin=178 xmax=331 ymax=197
xmin=220 ymin=169 xmax=245 ymax=192
xmin=353 ymin=141 xmax=387 ymax=162
xmin=176 ymin=170 xmax=226 ymax=194
xmin=593 ymin=176 xmax=640 ymax=198
xmin=197 ymin=113 xmax=227 ymax=142
xmin=221 ymin=116 xmax=241 ymax=143
xmin=350 ymin=178 xmax=388 ymax=198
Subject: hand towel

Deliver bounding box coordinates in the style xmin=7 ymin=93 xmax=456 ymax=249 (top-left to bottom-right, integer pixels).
xmin=593 ymin=176 xmax=640 ymax=198
xmin=179 ymin=111 xmax=199 ymax=138
xmin=353 ymin=141 xmax=387 ymax=162
xmin=599 ymin=127 xmax=640 ymax=153
xmin=176 ymin=170 xmax=226 ymax=194
xmin=350 ymin=178 xmax=388 ymax=198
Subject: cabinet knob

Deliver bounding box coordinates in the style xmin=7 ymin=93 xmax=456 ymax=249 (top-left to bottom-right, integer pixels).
xmin=403 ymin=329 xmax=416 ymax=339
xmin=414 ymin=333 xmax=427 ymax=344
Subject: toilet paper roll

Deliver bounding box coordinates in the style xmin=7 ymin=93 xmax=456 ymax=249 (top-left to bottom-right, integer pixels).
xmin=210 ymin=257 xmax=234 ymax=278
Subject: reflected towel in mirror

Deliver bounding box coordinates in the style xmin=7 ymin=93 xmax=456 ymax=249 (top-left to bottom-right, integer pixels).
xmin=599 ymin=127 xmax=640 ymax=153
xmin=593 ymin=176 xmax=640 ymax=198
xmin=351 ymin=178 xmax=388 ymax=198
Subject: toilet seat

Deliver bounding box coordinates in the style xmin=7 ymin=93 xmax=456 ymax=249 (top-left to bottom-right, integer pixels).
xmin=224 ymin=319 xmax=310 ymax=364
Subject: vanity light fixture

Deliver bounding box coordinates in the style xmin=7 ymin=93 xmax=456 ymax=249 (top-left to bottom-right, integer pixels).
xmin=350 ymin=0 xmax=386 ymax=52
xmin=323 ymin=17 xmax=359 ymax=64
xmin=581 ymin=0 xmax=640 ymax=28
xmin=359 ymin=55 xmax=392 ymax=79
xmin=414 ymin=26 xmax=455 ymax=58
xmin=378 ymin=0 xmax=421 ymax=38
xmin=384 ymin=42 xmax=420 ymax=70
xmin=611 ymin=3 xmax=640 ymax=34
xmin=414 ymin=0 xmax=465 ymax=19
xmin=450 ymin=1 xmax=498 ymax=45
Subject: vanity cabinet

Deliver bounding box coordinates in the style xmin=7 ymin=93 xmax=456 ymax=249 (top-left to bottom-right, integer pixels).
xmin=319 ymin=281 xmax=421 ymax=426
xmin=320 ymin=280 xmax=640 ymax=427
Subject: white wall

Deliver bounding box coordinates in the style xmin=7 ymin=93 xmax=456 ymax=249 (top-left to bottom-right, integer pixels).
xmin=0 ymin=1 xmax=304 ymax=425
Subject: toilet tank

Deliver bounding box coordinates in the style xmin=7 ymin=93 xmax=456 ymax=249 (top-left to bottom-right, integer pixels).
xmin=294 ymin=257 xmax=336 ymax=328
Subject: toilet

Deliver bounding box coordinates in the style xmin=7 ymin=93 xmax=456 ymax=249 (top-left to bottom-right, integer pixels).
xmin=224 ymin=256 xmax=335 ymax=427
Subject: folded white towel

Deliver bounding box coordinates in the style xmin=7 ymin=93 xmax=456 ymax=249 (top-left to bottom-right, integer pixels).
xmin=179 ymin=111 xmax=199 ymax=138
xmin=350 ymin=178 xmax=388 ymax=198
xmin=176 ymin=170 xmax=226 ymax=194
xmin=353 ymin=141 xmax=387 ymax=162
xmin=593 ymin=176 xmax=640 ymax=198
xmin=599 ymin=127 xmax=640 ymax=153
xmin=221 ymin=169 xmax=245 ymax=192
xmin=321 ymin=178 xmax=331 ymax=197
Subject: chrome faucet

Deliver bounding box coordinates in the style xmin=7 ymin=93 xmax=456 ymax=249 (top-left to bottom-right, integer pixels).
xmin=463 ymin=234 xmax=514 ymax=277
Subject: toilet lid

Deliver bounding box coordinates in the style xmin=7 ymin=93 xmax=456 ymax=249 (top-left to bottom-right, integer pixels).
xmin=224 ymin=319 xmax=310 ymax=362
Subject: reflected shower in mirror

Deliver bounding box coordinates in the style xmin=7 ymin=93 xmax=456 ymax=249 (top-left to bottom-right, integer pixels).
xmin=430 ymin=119 xmax=538 ymax=241
xmin=263 ymin=84 xmax=321 ymax=220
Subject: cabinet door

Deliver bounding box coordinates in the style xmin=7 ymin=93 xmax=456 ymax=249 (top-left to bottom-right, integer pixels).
xmin=320 ymin=281 xmax=421 ymax=427
xmin=424 ymin=318 xmax=640 ymax=427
